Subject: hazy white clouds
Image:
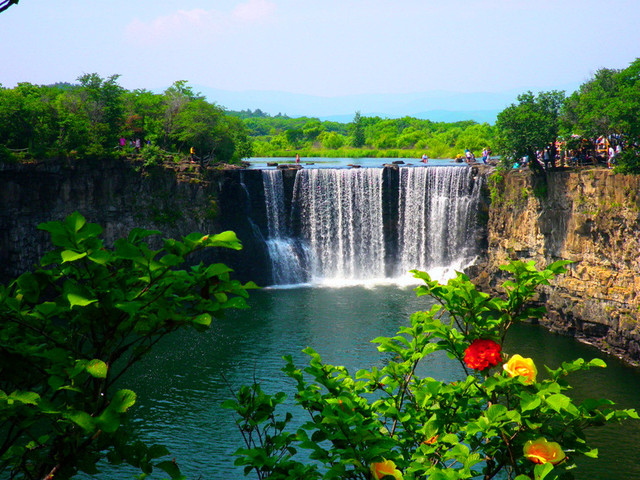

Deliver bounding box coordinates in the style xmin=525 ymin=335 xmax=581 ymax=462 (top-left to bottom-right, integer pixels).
xmin=232 ymin=0 xmax=276 ymax=22
xmin=125 ymin=0 xmax=276 ymax=46
xmin=125 ymin=9 xmax=219 ymax=46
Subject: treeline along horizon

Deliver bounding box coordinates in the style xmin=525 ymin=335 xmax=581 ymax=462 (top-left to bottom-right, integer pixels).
xmin=2 ymin=58 xmax=640 ymax=170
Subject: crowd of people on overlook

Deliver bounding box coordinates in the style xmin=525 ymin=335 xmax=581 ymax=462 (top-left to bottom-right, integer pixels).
xmin=449 ymin=147 xmax=492 ymax=165
xmin=511 ymin=136 xmax=625 ymax=170
xmin=118 ymin=137 xmax=148 ymax=154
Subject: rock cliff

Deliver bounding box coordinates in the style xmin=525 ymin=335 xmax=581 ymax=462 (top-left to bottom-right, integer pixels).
xmin=0 ymin=158 xmax=272 ymax=285
xmin=478 ymin=168 xmax=640 ymax=364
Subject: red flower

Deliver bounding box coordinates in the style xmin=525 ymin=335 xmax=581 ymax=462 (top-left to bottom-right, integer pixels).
xmin=464 ymin=339 xmax=502 ymax=371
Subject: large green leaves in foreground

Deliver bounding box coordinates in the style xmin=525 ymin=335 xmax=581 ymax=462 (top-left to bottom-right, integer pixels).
xmin=0 ymin=212 xmax=256 ymax=479
xmin=224 ymin=260 xmax=638 ymax=480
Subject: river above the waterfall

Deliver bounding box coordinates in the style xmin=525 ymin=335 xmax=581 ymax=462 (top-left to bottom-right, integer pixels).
xmin=115 ymin=285 xmax=640 ymax=480
xmin=246 ymin=156 xmax=466 ymax=169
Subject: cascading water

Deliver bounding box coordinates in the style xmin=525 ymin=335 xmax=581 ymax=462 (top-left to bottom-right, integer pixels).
xmin=292 ymin=168 xmax=386 ymax=283
xmin=396 ymin=166 xmax=482 ymax=279
xmin=259 ymin=166 xmax=482 ymax=286
xmin=261 ymin=170 xmax=309 ymax=285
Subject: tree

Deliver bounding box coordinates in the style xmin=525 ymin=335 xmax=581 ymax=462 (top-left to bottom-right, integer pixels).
xmin=496 ymin=90 xmax=565 ymax=172
xmin=350 ymin=111 xmax=366 ymax=148
xmin=561 ymin=68 xmax=621 ymax=141
xmin=0 ymin=0 xmax=19 ymax=14
xmin=123 ymin=88 xmax=165 ymax=144
xmin=226 ymin=115 xmax=254 ymax=161
xmin=284 ymin=127 xmax=304 ymax=148
xmin=72 ymin=73 xmax=125 ymax=156
xmin=613 ymin=58 xmax=640 ymax=140
xmin=0 ymin=212 xmax=255 ymax=479
xmin=162 ymin=80 xmax=201 ymax=148
xmin=319 ymin=131 xmax=345 ymax=150
xmin=0 ymin=83 xmax=60 ymax=155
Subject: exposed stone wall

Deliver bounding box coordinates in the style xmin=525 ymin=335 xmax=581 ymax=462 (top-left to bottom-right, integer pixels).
xmin=0 ymin=159 xmax=272 ymax=285
xmin=479 ymin=168 xmax=640 ymax=364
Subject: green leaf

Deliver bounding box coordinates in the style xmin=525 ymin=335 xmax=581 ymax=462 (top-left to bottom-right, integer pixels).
xmin=9 ymin=391 xmax=40 ymax=405
xmin=67 ymin=292 xmax=97 ymax=308
xmin=114 ymin=240 xmax=144 ymax=260
xmin=65 ymin=211 xmax=87 ymax=232
xmin=86 ymin=359 xmax=108 ymax=379
xmin=128 ymin=227 xmax=161 ymax=242
xmin=61 ymin=250 xmax=87 ymax=263
xmin=520 ymin=392 xmax=542 ymax=412
xmin=533 ymin=462 xmax=554 ymax=480
xmin=486 ymin=404 xmax=508 ymax=422
xmin=95 ymin=408 xmax=120 ymax=433
xmin=546 ymin=393 xmax=571 ymax=413
xmin=208 ymin=231 xmax=242 ymax=249
xmin=584 ymin=448 xmax=599 ymax=458
xmin=148 ymin=444 xmax=171 ymax=459
xmin=587 ymin=358 xmax=607 ymax=368
xmin=193 ymin=313 xmax=212 ymax=327
xmin=64 ymin=410 xmax=96 ymax=432
xmin=87 ymin=249 xmax=111 ymax=265
xmin=110 ymin=389 xmax=136 ymax=413
xmin=156 ymin=460 xmax=183 ymax=479
xmin=205 ymin=263 xmax=234 ymax=276
xmin=159 ymin=253 xmax=183 ymax=266
xmin=35 ymin=302 xmax=58 ymax=316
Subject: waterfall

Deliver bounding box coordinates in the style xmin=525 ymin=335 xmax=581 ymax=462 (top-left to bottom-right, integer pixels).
xmin=292 ymin=168 xmax=386 ymax=283
xmin=259 ymin=166 xmax=482 ymax=286
xmin=261 ymin=170 xmax=308 ymax=285
xmin=397 ymin=166 xmax=482 ymax=278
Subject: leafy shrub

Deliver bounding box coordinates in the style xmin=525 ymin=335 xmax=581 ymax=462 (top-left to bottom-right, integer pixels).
xmin=0 ymin=145 xmax=17 ymax=163
xmin=224 ymin=260 xmax=638 ymax=480
xmin=140 ymin=143 xmax=165 ymax=167
xmin=613 ymin=148 xmax=640 ymax=174
xmin=0 ymin=212 xmax=256 ymax=479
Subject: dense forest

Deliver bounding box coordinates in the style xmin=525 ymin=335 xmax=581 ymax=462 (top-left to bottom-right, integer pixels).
xmin=0 ymin=74 xmax=253 ymax=165
xmin=1 ymin=58 xmax=639 ymax=171
xmin=228 ymin=109 xmax=496 ymax=160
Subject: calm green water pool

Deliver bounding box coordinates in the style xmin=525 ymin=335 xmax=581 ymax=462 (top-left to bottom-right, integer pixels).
xmin=116 ymin=286 xmax=640 ymax=480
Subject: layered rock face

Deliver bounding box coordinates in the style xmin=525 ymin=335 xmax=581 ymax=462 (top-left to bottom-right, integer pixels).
xmin=481 ymin=169 xmax=640 ymax=363
xmin=0 ymin=159 xmax=272 ymax=285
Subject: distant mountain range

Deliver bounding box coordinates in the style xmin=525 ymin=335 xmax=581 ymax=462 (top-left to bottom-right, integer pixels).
xmin=191 ymin=84 xmax=580 ymax=124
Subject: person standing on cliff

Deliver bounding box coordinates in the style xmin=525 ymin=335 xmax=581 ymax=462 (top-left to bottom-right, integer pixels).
xmin=465 ymin=149 xmax=475 ymax=164
xmin=295 ymin=153 xmax=300 ymax=164
xmin=608 ymin=145 xmax=616 ymax=168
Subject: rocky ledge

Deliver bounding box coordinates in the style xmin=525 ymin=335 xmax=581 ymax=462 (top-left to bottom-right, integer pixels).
xmin=473 ymin=168 xmax=640 ymax=366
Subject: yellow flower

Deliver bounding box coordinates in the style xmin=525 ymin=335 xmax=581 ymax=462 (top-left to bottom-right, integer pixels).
xmin=523 ymin=438 xmax=566 ymax=465
xmin=503 ymin=354 xmax=537 ymax=383
xmin=370 ymin=459 xmax=403 ymax=480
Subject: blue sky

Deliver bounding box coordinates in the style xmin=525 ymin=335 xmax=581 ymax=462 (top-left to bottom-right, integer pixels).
xmin=1 ymin=0 xmax=639 ymax=99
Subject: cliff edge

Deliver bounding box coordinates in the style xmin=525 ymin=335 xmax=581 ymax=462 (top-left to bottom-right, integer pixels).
xmin=476 ymin=168 xmax=640 ymax=364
